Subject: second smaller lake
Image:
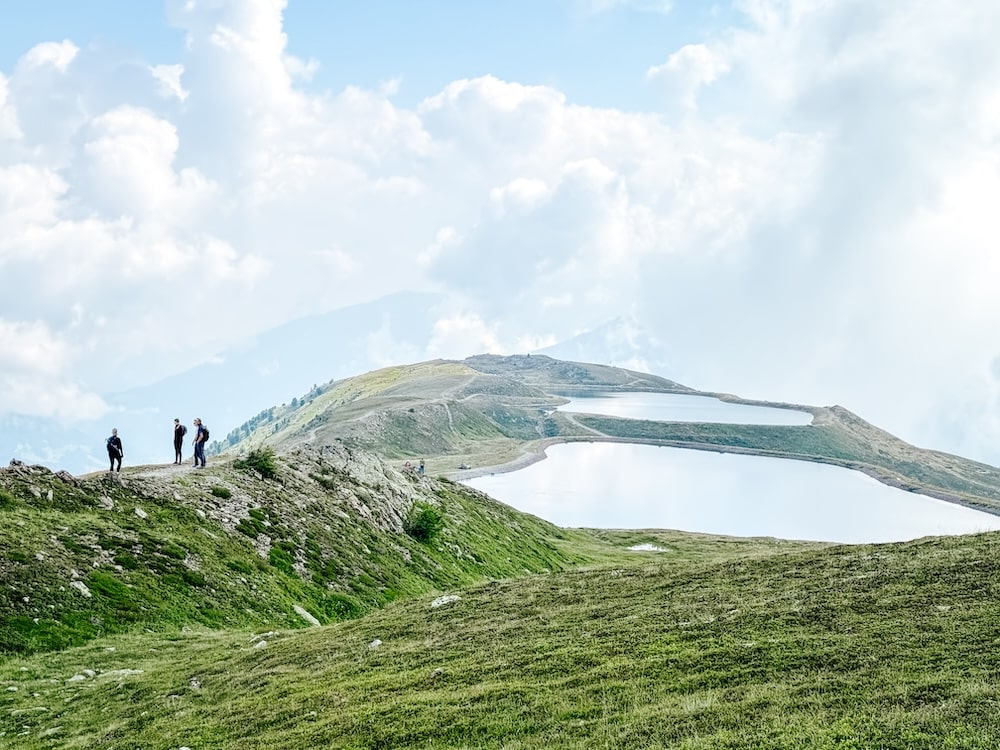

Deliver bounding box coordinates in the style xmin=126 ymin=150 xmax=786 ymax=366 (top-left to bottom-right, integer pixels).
xmin=557 ymin=392 xmax=813 ymax=425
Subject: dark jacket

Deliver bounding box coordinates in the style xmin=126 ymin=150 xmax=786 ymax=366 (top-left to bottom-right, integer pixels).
xmin=107 ymin=435 xmax=123 ymax=457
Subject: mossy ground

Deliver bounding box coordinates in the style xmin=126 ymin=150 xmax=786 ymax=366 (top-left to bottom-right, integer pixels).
xmin=3 ymin=531 xmax=999 ymax=748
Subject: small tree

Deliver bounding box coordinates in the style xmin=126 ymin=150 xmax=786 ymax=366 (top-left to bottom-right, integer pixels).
xmin=235 ymin=447 xmax=279 ymax=480
xmin=404 ymin=501 xmax=444 ymax=542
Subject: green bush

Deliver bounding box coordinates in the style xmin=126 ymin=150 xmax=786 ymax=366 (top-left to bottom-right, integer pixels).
xmin=0 ymin=489 xmax=15 ymax=509
xmin=226 ymin=559 xmax=254 ymax=575
xmin=269 ymin=546 xmax=296 ymax=576
xmin=236 ymin=517 xmax=262 ymax=538
xmin=210 ymin=486 xmax=232 ymax=499
xmin=235 ymin=447 xmax=278 ymax=480
xmin=403 ymin=501 xmax=444 ymax=543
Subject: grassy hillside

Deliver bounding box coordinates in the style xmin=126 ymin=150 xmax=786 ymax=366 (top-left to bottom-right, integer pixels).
xmin=0 ymin=444 xmax=615 ymax=655
xmin=6 ymin=353 xmax=1000 ymax=746
xmin=4 ymin=530 xmax=999 ymax=748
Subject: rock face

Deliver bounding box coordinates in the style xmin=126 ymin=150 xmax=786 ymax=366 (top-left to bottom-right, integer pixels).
xmin=0 ymin=441 xmax=579 ymax=655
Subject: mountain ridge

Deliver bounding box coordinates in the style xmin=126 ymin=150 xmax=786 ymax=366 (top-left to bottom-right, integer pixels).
xmin=213 ymin=354 xmax=1000 ymax=516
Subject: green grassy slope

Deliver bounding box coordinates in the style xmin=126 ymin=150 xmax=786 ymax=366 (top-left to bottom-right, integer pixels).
xmin=0 ymin=445 xmax=609 ymax=655
xmin=3 ymin=531 xmax=999 ymax=748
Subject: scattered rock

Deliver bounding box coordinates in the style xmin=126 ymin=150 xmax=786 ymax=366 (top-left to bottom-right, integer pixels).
xmin=249 ymin=631 xmax=278 ymax=650
xmin=430 ymin=594 xmax=460 ymax=609
xmin=369 ymin=639 xmax=382 ymax=650
xmin=69 ymin=581 xmax=92 ymax=598
xmin=134 ymin=507 xmax=148 ymax=520
xmin=293 ymin=605 xmax=321 ymax=626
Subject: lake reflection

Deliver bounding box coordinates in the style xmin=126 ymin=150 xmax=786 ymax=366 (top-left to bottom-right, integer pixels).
xmin=558 ymin=392 xmax=813 ymax=425
xmin=464 ymin=443 xmax=1000 ymax=543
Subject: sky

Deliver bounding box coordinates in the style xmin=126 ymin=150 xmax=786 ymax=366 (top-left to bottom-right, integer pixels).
xmin=2 ymin=0 xmax=1000 ymax=465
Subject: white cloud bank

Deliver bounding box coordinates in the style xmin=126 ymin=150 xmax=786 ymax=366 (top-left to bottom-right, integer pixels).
xmin=1 ymin=0 xmax=1000 ymax=464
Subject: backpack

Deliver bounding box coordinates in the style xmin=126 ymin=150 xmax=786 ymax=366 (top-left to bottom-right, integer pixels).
xmin=201 ymin=426 xmax=209 ymax=441
xmin=180 ymin=424 xmax=188 ymax=436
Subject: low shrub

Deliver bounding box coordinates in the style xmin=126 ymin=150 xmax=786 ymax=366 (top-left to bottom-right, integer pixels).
xmin=234 ymin=447 xmax=278 ymax=480
xmin=403 ymin=501 xmax=444 ymax=543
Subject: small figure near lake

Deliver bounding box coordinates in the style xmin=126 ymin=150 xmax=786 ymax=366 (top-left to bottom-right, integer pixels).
xmin=106 ymin=428 xmax=123 ymax=473
xmin=418 ymin=459 xmax=425 ymax=475
xmin=173 ymin=418 xmax=187 ymax=464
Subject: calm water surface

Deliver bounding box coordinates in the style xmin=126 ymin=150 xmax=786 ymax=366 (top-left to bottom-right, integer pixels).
xmin=557 ymin=392 xmax=813 ymax=425
xmin=465 ymin=443 xmax=1000 ymax=543
xmin=465 ymin=394 xmax=1000 ymax=543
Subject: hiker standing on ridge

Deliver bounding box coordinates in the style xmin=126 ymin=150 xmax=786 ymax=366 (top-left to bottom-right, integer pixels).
xmin=106 ymin=428 xmax=123 ymax=473
xmin=173 ymin=418 xmax=187 ymax=464
xmin=192 ymin=418 xmax=209 ymax=468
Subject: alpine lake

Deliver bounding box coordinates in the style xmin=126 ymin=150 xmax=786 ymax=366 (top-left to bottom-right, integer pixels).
xmin=463 ymin=392 xmax=1000 ymax=543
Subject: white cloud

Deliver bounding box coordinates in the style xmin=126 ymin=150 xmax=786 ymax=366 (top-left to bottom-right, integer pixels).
xmin=0 ymin=165 xmax=68 ymax=245
xmin=489 ymin=178 xmax=551 ymax=216
xmin=150 ymin=64 xmax=189 ymax=101
xmin=18 ymin=40 xmax=79 ymax=73
xmin=0 ymin=320 xmax=68 ymax=375
xmin=0 ymin=320 xmax=108 ymax=419
xmin=426 ymin=314 xmax=505 ymax=359
xmin=82 ymin=105 xmax=215 ymax=224
xmin=0 ymin=73 xmax=21 ymax=140
xmin=283 ymin=53 xmax=319 ymax=81
xmin=647 ymin=44 xmax=731 ymax=112
xmin=417 ymin=227 xmax=460 ymax=268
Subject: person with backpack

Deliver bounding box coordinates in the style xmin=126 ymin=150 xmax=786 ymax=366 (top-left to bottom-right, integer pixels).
xmin=173 ymin=418 xmax=187 ymax=464
xmin=106 ymin=428 xmax=124 ymax=473
xmin=192 ymin=418 xmax=209 ymax=468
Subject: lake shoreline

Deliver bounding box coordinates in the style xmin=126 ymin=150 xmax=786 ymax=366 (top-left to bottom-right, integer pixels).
xmin=449 ymin=434 xmax=1000 ymax=520
xmin=459 ymin=439 xmax=1000 ymax=542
